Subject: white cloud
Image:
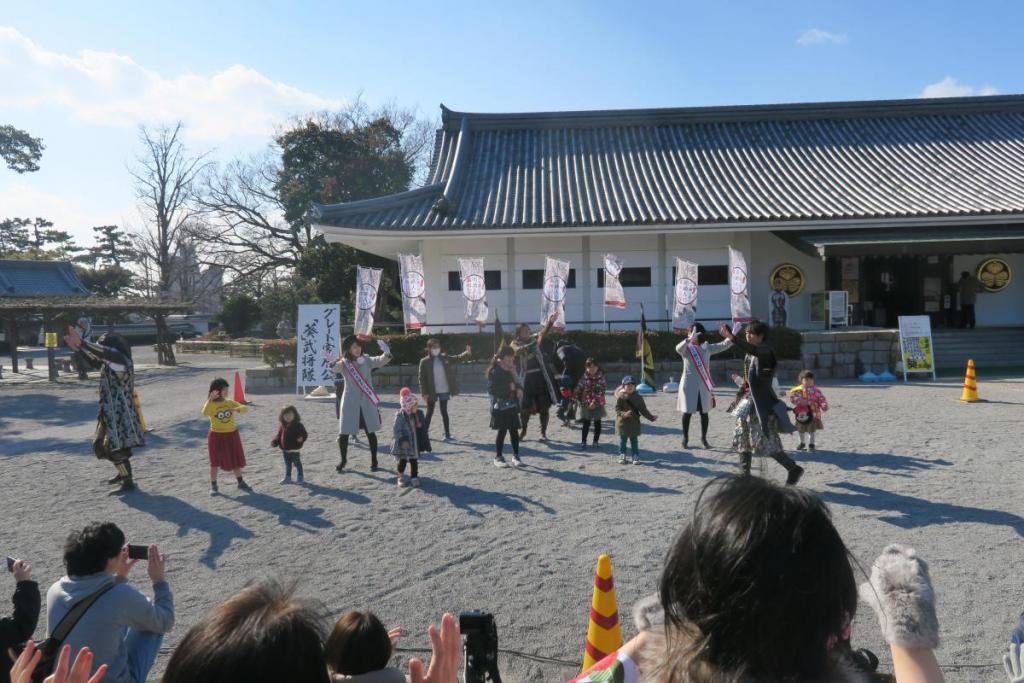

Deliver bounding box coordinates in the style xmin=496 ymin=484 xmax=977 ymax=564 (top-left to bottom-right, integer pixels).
xmin=0 ymin=182 xmax=134 ymax=243
xmin=796 ymin=28 xmax=848 ymax=46
xmin=919 ymin=76 xmax=1000 ymax=98
xmin=0 ymin=26 xmax=347 ymax=141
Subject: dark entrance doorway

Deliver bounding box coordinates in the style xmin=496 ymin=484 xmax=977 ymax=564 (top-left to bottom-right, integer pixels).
xmin=828 ymin=255 xmax=954 ymax=328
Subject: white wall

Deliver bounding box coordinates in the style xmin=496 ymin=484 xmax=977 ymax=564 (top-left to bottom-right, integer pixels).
xmin=749 ymin=232 xmax=827 ymax=330
xmin=953 ymin=253 xmax=1024 ymax=326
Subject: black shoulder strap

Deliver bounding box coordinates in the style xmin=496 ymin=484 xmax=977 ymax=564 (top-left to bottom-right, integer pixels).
xmin=50 ymin=583 xmax=116 ymax=642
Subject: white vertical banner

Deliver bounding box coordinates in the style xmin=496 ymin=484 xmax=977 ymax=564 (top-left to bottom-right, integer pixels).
xmin=541 ymin=256 xmax=571 ymax=329
xmin=728 ymin=246 xmax=752 ymax=325
xmin=296 ymin=304 xmax=340 ymax=388
xmin=458 ymin=257 xmax=489 ymax=327
xmin=603 ymin=254 xmax=626 ymax=308
xmin=672 ymin=258 xmax=698 ymax=332
xmin=398 ymin=253 xmax=427 ymax=330
xmin=354 ymin=266 xmax=382 ymax=340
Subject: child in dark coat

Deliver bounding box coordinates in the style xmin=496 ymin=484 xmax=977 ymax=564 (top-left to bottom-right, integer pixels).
xmin=392 ymin=389 xmax=430 ymax=488
xmin=614 ymin=376 xmax=657 ymax=465
xmin=271 ymin=405 xmax=308 ymax=484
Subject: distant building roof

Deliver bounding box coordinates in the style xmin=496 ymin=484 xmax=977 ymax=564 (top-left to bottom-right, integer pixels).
xmin=311 ymin=94 xmax=1024 ymax=232
xmin=0 ymin=260 xmax=91 ymax=297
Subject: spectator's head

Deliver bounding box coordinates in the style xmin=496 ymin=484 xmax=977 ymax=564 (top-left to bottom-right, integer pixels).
xmin=426 ymin=338 xmax=441 ymax=356
xmin=209 ymin=377 xmax=229 ymax=400
xmin=745 ymin=320 xmax=769 ymax=345
xmin=585 ymin=357 xmax=600 ymax=375
xmin=161 ymin=580 xmax=329 ymax=683
xmin=63 ymin=522 xmax=125 ymax=577
xmin=799 ymin=369 xmax=815 ymax=387
xmin=658 ymin=476 xmax=856 ymax=681
xmin=324 ymin=610 xmax=392 ymax=677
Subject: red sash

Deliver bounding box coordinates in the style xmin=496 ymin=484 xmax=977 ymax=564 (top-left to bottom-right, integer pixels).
xmin=342 ymin=359 xmax=380 ymax=406
xmin=687 ymin=342 xmax=717 ymax=409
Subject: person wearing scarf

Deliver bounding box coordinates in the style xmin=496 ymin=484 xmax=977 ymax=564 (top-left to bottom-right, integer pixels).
xmin=675 ymin=322 xmax=732 ymax=449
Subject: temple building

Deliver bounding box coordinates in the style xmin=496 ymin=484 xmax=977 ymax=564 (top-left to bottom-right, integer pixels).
xmin=311 ymin=95 xmax=1024 ymax=331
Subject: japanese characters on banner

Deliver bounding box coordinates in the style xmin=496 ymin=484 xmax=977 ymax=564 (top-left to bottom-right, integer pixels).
xmin=397 ymin=253 xmax=427 ymax=330
xmin=672 ymin=258 xmax=698 ymax=332
xmin=296 ymin=304 xmax=340 ymax=388
xmin=541 ymin=256 xmax=571 ymax=329
xmin=458 ymin=257 xmax=489 ymax=326
xmin=728 ymin=246 xmax=752 ymax=326
xmin=897 ymin=315 xmax=936 ymax=381
xmin=603 ymin=254 xmax=626 ymax=309
xmin=354 ymin=266 xmax=382 ymax=340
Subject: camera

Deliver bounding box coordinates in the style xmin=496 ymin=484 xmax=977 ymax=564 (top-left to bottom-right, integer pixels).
xmin=5 ymin=556 xmax=14 ymax=572
xmin=460 ymin=610 xmax=501 ymax=683
xmin=127 ymin=544 xmax=149 ymax=561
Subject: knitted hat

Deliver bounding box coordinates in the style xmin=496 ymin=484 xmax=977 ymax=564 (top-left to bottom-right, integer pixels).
xmin=621 ymin=375 xmax=635 ymax=386
xmin=400 ymin=392 xmax=419 ymax=411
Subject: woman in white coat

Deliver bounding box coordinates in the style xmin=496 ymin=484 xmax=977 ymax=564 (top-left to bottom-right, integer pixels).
xmin=675 ymin=322 xmax=732 ymax=449
xmin=332 ymin=334 xmax=392 ymax=472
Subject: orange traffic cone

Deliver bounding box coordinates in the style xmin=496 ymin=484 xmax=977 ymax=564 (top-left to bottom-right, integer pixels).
xmin=959 ymin=359 xmax=980 ymax=402
xmin=233 ymin=371 xmax=249 ymax=404
xmin=581 ymin=554 xmax=622 ymax=672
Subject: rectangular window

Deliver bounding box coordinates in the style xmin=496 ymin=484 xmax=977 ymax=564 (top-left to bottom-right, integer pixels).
xmin=448 ymin=270 xmax=503 ymax=291
xmin=598 ymin=267 xmax=651 ymax=288
xmin=671 ymin=265 xmax=729 ymax=286
xmin=522 ymin=268 xmax=576 ymax=289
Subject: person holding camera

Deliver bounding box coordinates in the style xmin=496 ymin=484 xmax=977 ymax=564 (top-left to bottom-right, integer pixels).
xmin=1 ymin=558 xmax=40 ymax=683
xmin=45 ymin=523 xmax=174 ymax=683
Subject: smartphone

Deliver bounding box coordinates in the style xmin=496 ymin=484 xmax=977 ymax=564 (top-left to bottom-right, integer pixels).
xmin=5 ymin=556 xmax=14 ymax=572
xmin=126 ymin=544 xmax=149 ymax=561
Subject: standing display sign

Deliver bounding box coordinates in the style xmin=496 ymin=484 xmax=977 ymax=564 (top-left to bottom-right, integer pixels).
xmin=458 ymin=257 xmax=489 ymax=327
xmin=397 ymin=253 xmax=427 ymax=330
xmin=541 ymin=256 xmax=571 ymax=329
xmin=603 ymin=254 xmax=626 ymax=309
xmin=728 ymin=247 xmax=752 ymax=326
xmin=354 ymin=266 xmax=382 ymax=340
xmin=898 ymin=315 xmax=937 ymax=381
xmin=672 ymin=258 xmax=698 ymax=332
xmin=296 ymin=304 xmax=340 ymax=388
xmin=827 ymin=290 xmax=849 ymax=329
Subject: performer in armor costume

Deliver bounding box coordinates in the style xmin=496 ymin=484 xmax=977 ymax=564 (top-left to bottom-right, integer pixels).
xmin=64 ymin=326 xmax=146 ymax=495
xmin=511 ymin=316 xmax=558 ymax=441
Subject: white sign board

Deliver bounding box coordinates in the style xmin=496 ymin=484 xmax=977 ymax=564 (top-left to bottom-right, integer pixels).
xmin=827 ymin=290 xmax=849 ymax=329
xmin=898 ymin=315 xmax=937 ymax=381
xmin=296 ymin=304 xmax=341 ymax=388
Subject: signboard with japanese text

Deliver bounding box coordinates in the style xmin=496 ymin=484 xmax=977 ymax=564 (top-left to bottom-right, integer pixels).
xmin=296 ymin=304 xmax=340 ymax=388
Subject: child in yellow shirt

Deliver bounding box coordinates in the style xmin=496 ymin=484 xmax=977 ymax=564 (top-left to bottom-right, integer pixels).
xmin=202 ymin=377 xmax=252 ymax=495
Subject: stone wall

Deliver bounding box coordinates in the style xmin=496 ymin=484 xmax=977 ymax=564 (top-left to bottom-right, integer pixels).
xmin=800 ymin=330 xmax=900 ymax=379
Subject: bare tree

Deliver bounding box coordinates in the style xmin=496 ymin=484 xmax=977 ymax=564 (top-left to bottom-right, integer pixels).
xmin=128 ymin=122 xmax=211 ymax=365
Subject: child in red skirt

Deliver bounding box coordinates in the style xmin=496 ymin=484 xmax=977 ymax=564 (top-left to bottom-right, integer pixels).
xmin=202 ymin=377 xmax=252 ymax=495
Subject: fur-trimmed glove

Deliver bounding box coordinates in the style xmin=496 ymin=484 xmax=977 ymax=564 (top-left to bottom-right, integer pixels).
xmin=632 ymin=594 xmax=664 ymax=631
xmin=858 ymin=544 xmax=940 ymax=649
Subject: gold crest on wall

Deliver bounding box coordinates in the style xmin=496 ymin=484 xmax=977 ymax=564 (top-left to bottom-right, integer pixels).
xmin=976 ymin=258 xmax=1011 ymax=292
xmin=769 ymin=263 xmax=805 ymax=296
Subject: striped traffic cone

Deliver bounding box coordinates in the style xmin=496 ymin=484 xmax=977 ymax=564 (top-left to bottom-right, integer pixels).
xmin=581 ymin=554 xmax=622 ymax=672
xmin=959 ymin=359 xmax=981 ymax=402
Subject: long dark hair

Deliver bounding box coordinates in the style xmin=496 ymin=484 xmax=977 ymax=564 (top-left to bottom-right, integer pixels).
xmin=659 ymin=476 xmax=857 ymax=682
xmin=209 ymin=377 xmax=229 ymax=395
xmin=161 ymin=580 xmax=329 ymax=683
xmin=324 ymin=610 xmax=392 ymax=676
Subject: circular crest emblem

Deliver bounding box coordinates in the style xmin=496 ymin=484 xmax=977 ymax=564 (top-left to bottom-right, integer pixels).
xmin=543 ymin=276 xmax=567 ymax=303
xmin=769 ymin=263 xmax=805 ymax=296
xmin=730 ymin=266 xmax=748 ymax=295
xmin=977 ymin=258 xmax=1012 ymax=292
xmin=675 ymin=277 xmax=698 ymax=305
xmin=402 ymin=270 xmax=425 ymax=299
xmin=461 ymin=274 xmax=486 ymax=302
xmin=357 ymin=283 xmax=377 ymax=311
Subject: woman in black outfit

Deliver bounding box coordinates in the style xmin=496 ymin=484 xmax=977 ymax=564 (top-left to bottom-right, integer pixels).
xmin=487 ymin=347 xmax=524 ymax=468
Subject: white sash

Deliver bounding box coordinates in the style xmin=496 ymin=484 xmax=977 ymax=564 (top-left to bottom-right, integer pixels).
xmin=342 ymin=359 xmax=380 ymax=406
xmin=687 ymin=342 xmax=717 ymax=408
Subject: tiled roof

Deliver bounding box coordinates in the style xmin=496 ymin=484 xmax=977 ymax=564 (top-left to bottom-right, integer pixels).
xmin=0 ymin=260 xmax=92 ymax=297
xmin=311 ymin=95 xmax=1024 ymax=231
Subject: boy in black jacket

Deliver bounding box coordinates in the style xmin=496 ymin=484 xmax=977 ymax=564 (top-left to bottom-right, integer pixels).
xmin=1 ymin=558 xmax=40 ymax=683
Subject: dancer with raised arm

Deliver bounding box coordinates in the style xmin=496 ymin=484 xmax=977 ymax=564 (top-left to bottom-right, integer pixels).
xmin=332 ymin=334 xmax=392 ymax=473
xmin=675 ymin=322 xmax=732 ymax=449
xmin=511 ymin=314 xmax=558 ymax=442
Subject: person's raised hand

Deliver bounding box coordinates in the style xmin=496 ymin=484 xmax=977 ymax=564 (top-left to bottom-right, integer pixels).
xmin=388 ymin=627 xmax=404 ymax=646
xmin=12 ymin=559 xmax=31 ymax=582
xmin=719 ymin=323 xmax=732 ymax=339
xmin=146 ymin=545 xmax=166 ymax=584
xmin=651 ymin=414 xmax=658 ymax=421
xmin=46 ymin=645 xmax=107 ymax=683
xmin=115 ymin=547 xmax=136 ymax=580
xmin=10 ymin=639 xmax=42 ymax=683
xmin=408 ymin=613 xmax=460 ymax=683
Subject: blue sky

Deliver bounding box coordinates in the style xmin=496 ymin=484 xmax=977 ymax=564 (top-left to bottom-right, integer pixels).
xmin=2 ymin=0 xmax=1022 ymax=245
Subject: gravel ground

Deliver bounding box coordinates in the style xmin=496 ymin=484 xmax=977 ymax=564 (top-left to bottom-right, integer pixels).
xmin=1 ymin=353 xmax=1021 ymax=682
